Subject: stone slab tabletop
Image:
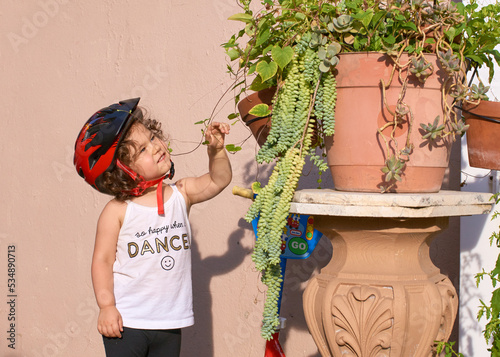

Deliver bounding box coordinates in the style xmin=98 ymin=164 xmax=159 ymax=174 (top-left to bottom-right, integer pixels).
xmin=290 ymin=190 xmax=494 ymax=218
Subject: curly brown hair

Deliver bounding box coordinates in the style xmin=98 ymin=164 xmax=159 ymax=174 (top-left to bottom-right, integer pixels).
xmin=101 ymin=106 xmax=167 ymax=201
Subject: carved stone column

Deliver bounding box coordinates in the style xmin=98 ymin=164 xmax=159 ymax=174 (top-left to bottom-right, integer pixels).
xmin=290 ymin=190 xmax=493 ymax=357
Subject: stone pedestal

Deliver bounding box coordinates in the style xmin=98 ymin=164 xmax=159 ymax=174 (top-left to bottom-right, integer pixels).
xmin=290 ymin=190 xmax=493 ymax=357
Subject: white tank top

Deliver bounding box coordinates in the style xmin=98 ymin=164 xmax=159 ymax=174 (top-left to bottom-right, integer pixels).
xmin=113 ymin=184 xmax=194 ymax=329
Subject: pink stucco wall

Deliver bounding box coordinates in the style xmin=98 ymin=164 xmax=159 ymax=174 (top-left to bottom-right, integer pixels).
xmin=0 ymin=1 xmax=325 ymax=356
xmin=1 ymin=1 xmax=463 ymax=356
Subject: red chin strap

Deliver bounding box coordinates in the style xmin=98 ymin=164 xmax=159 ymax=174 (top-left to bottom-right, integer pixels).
xmin=116 ymin=159 xmax=173 ymax=215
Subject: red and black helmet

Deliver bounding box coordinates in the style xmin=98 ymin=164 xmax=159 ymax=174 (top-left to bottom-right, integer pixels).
xmin=74 ymin=98 xmax=140 ymax=193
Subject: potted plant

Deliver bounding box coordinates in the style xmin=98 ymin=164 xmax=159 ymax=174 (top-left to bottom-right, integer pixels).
xmin=458 ymin=0 xmax=500 ymax=171
xmin=462 ymin=98 xmax=500 ymax=170
xmin=222 ymin=0 xmax=498 ymax=340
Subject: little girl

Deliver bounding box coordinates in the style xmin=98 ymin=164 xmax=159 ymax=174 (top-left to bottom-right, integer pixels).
xmin=74 ymin=98 xmax=232 ymax=356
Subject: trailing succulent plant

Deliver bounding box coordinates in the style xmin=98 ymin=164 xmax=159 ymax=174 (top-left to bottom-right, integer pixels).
xmin=242 ymin=32 xmax=336 ymax=340
xmin=222 ymin=0 xmax=500 ymax=340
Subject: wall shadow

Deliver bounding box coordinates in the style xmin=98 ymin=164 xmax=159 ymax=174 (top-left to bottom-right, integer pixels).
xmin=279 ymin=235 xmax=333 ymax=357
xmin=182 ymin=218 xmax=252 ymax=357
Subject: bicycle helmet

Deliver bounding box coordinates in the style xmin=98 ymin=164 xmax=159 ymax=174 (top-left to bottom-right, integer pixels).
xmin=74 ymin=98 xmax=175 ymax=214
xmin=74 ymin=98 xmax=141 ymax=193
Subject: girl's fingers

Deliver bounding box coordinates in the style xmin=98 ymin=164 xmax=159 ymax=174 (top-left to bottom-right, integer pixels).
xmin=208 ymin=122 xmax=230 ymax=134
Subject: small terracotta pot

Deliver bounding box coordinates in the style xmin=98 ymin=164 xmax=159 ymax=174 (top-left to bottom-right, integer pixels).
xmin=237 ymin=87 xmax=276 ymax=147
xmin=463 ymin=101 xmax=500 ymax=170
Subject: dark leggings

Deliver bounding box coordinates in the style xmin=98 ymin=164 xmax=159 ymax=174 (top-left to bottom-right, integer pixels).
xmin=103 ymin=327 xmax=181 ymax=357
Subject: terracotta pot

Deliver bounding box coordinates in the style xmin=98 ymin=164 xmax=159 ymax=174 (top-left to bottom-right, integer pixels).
xmin=326 ymin=52 xmax=455 ymax=193
xmin=463 ymin=101 xmax=500 ymax=170
xmin=237 ymin=87 xmax=276 ymax=147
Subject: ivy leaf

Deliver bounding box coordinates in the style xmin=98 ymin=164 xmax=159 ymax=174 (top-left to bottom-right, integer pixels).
xmin=466 ymin=54 xmax=483 ymax=66
xmin=361 ymin=9 xmax=374 ymax=28
xmin=405 ymin=44 xmax=416 ymax=53
xmin=245 ymin=23 xmax=256 ymax=36
xmin=383 ymin=34 xmax=396 ymax=45
xmin=395 ymin=14 xmax=406 ymax=21
xmin=271 ymin=45 xmax=294 ymax=70
xmin=242 ymin=65 xmax=253 ymax=77
xmin=227 ymin=49 xmax=240 ymax=61
xmin=371 ymin=10 xmax=386 ymax=26
xmin=225 ymin=144 xmax=242 ymax=152
xmin=256 ymin=28 xmax=271 ymax=47
xmin=295 ymin=12 xmax=306 ymax=21
xmin=248 ymin=104 xmax=271 ymax=117
xmin=261 ymin=44 xmax=274 ymax=57
xmin=445 ymin=27 xmax=456 ymax=42
xmin=402 ymin=22 xmax=418 ymax=32
xmin=227 ymin=13 xmax=253 ymax=23
xmin=249 ymin=75 xmax=268 ymax=91
xmin=256 ymin=60 xmax=278 ymax=82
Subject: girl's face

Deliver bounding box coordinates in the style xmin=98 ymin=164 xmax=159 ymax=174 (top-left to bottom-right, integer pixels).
xmin=127 ymin=123 xmax=172 ymax=181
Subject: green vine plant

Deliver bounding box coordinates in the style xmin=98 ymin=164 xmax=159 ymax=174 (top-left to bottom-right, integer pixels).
xmin=435 ymin=341 xmax=465 ymax=357
xmin=476 ymin=193 xmax=500 ymax=356
xmin=222 ymin=0 xmax=500 ymax=341
xmin=244 ymin=33 xmax=337 ymax=340
xmin=439 ymin=194 xmax=500 ymax=357
xmin=435 ymin=188 xmax=500 ymax=357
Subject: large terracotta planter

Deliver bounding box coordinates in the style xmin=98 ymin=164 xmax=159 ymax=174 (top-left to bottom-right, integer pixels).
xmin=463 ymin=101 xmax=500 ymax=170
xmin=237 ymin=87 xmax=275 ymax=147
xmin=326 ymin=52 xmax=455 ymax=193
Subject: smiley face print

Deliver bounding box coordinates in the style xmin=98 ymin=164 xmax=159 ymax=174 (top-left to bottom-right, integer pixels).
xmin=161 ymin=256 xmax=175 ymax=271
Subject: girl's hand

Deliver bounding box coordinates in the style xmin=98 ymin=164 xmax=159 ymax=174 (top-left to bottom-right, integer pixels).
xmin=205 ymin=122 xmax=230 ymax=151
xmin=176 ymin=121 xmax=232 ymax=206
xmin=97 ymin=306 xmax=123 ymax=338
